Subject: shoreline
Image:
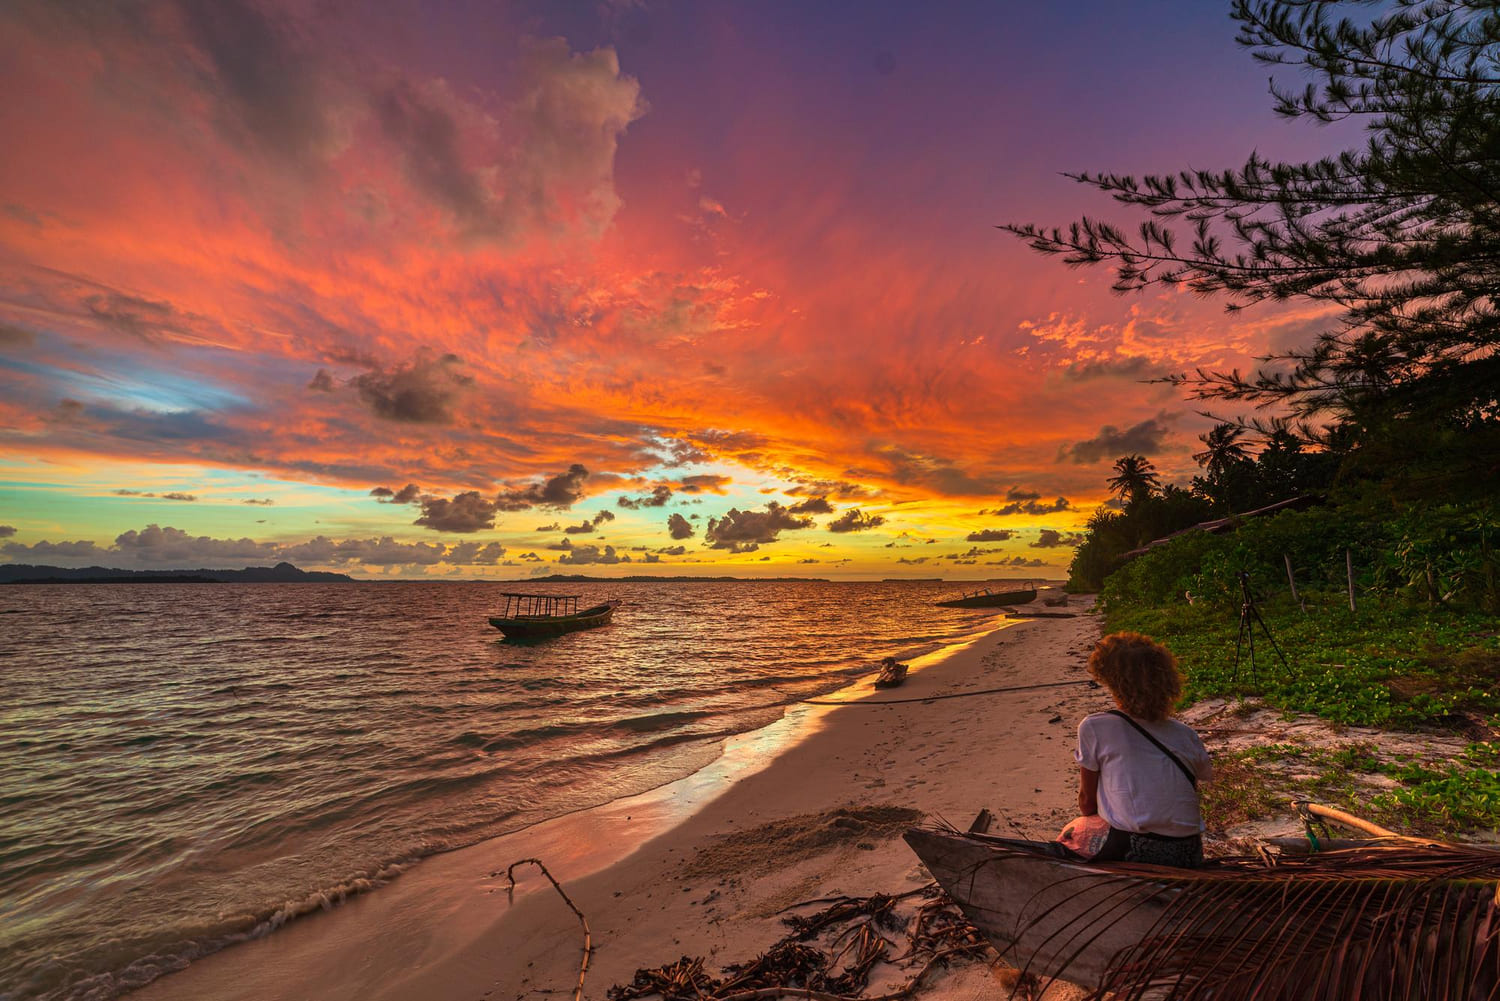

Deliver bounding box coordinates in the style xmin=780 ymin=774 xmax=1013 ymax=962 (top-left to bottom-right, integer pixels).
xmin=128 ymin=610 xmax=1055 ymax=1001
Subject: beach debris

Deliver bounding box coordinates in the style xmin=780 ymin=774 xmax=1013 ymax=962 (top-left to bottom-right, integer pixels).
xmin=500 ymin=858 xmax=591 ymax=1001
xmin=873 ymin=658 xmax=909 ymax=689
xmin=607 ymin=882 xmax=996 ymax=1001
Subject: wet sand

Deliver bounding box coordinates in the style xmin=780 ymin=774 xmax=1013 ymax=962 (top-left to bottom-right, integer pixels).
xmin=131 ymin=598 xmax=1105 ymax=1001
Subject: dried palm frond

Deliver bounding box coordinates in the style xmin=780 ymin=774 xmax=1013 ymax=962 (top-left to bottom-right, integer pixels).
xmin=909 ymin=822 xmax=1500 ymax=1001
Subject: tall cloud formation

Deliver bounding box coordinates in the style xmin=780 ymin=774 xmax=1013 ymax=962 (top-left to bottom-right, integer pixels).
xmin=667 ymin=513 xmax=694 ymax=540
xmin=704 ymin=502 xmax=813 ymax=552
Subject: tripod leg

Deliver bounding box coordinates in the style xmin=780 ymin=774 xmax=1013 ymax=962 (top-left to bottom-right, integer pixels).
xmin=1250 ymin=604 xmax=1291 ymax=671
xmin=1234 ymin=607 xmax=1248 ymax=682
xmin=1246 ymin=613 xmax=1256 ymax=683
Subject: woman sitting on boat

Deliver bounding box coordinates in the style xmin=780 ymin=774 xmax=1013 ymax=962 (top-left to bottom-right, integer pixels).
xmin=1071 ymin=632 xmax=1212 ymax=867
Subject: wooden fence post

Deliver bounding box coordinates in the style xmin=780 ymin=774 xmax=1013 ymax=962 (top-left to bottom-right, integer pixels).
xmin=1284 ymin=554 xmax=1304 ymax=613
xmin=1346 ymin=549 xmax=1357 ymax=612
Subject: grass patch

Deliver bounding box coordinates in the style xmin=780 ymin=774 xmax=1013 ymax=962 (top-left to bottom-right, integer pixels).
xmin=1105 ymin=596 xmax=1500 ymax=729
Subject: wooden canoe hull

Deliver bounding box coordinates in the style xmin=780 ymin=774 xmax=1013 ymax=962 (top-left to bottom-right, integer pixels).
xmin=488 ymin=602 xmax=616 ymax=638
xmin=903 ymin=829 xmax=1176 ymax=989
xmin=935 ymin=587 xmax=1037 ymax=608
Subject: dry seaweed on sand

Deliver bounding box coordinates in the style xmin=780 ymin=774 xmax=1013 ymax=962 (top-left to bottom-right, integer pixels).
xmin=607 ymin=883 xmax=993 ymax=1001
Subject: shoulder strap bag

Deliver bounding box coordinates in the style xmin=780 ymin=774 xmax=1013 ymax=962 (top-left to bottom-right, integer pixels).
xmin=1107 ymin=709 xmax=1197 ymax=788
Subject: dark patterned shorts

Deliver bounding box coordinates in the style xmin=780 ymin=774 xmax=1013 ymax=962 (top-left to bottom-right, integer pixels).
xmin=1094 ymin=827 xmax=1203 ymax=868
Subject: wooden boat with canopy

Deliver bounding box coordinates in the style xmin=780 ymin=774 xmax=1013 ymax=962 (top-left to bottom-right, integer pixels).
xmin=905 ymin=803 xmax=1500 ymax=999
xmin=487 ymin=593 xmax=618 ymax=638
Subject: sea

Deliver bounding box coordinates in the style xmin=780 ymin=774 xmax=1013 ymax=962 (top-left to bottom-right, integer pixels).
xmin=0 ymin=579 xmax=1014 ymax=1001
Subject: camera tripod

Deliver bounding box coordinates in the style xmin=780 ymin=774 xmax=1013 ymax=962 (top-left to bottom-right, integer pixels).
xmin=1233 ymin=571 xmax=1290 ymax=682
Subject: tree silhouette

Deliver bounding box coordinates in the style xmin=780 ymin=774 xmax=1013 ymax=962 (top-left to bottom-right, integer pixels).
xmin=1106 ymin=454 xmax=1161 ymax=506
xmin=1193 ymin=423 xmax=1251 ymax=481
xmin=1004 ymin=0 xmax=1500 ymax=476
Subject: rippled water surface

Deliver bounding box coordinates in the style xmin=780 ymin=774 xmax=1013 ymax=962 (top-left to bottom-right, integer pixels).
xmin=0 ymin=580 xmax=1010 ymax=999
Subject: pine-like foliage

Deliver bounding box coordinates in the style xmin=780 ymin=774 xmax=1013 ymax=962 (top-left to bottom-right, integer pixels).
xmin=1005 ymin=1 xmax=1500 ymax=459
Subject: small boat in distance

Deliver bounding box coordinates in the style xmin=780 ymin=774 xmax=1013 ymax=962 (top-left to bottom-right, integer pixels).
xmin=935 ymin=583 xmax=1037 ymax=608
xmin=874 ymin=657 xmax=909 ymax=688
xmin=488 ymin=593 xmax=619 ymax=638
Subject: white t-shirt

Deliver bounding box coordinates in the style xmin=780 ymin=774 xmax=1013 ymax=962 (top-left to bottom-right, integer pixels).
xmin=1075 ymin=711 xmax=1212 ymax=837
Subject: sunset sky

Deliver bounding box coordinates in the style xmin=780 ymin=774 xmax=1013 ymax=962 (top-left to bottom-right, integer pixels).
xmin=0 ymin=0 xmax=1344 ymax=578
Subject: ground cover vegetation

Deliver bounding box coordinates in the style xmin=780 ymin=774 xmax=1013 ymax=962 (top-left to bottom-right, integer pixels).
xmin=1006 ymin=0 xmax=1500 ymax=834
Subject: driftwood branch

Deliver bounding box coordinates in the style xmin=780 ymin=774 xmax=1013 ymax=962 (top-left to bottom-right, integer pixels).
xmin=501 ymin=858 xmax=591 ymax=1001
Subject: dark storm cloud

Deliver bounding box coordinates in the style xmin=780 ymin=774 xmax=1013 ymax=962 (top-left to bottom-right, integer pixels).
xmin=1059 ymin=414 xmax=1175 ymax=465
xmin=413 ymin=491 xmax=497 ymax=532
xmin=1030 ymin=529 xmax=1086 ymax=549
xmin=667 ymin=513 xmax=694 ymax=540
xmin=617 ymin=485 xmax=673 ymax=509
xmin=965 ymin=529 xmax=1014 ymax=542
xmin=0 ymin=525 xmax=17 ymax=538
xmin=371 ymin=483 xmax=422 ymax=504
xmin=351 ymin=354 xmax=471 ymax=424
xmin=307 ymin=369 xmax=337 ymax=392
xmin=1006 ymin=486 xmax=1042 ymax=502
xmin=656 ymin=544 xmax=687 ymax=556
xmin=704 ymin=503 xmax=812 ymax=550
xmin=497 ymin=464 xmax=590 ymax=511
xmin=788 ymin=496 xmax=833 ymax=515
xmin=827 ymin=509 xmax=885 ymax=533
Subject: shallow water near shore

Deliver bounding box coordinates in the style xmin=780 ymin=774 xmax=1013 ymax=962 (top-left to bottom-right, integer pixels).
xmin=0 ymin=579 xmax=1014 ymax=1001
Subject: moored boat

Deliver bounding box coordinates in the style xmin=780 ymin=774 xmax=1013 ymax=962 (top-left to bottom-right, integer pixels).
xmin=934 ymin=584 xmax=1037 ymax=608
xmin=488 ymin=593 xmax=619 ymax=638
xmin=905 ymin=815 xmax=1500 ymax=998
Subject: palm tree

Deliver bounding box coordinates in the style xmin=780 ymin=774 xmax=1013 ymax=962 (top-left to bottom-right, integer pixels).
xmin=1193 ymin=423 xmax=1250 ymax=482
xmin=1106 ymin=454 xmax=1160 ymax=507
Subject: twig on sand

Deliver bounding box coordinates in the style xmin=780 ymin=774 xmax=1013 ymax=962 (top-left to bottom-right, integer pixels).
xmin=501 ymin=858 xmax=591 ymax=1001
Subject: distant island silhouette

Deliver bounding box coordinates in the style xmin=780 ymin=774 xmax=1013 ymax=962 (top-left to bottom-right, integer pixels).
xmin=0 ymin=562 xmax=354 ymax=584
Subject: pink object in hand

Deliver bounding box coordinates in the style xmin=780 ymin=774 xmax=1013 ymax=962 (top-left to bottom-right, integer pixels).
xmin=1057 ymin=815 xmax=1111 ymax=859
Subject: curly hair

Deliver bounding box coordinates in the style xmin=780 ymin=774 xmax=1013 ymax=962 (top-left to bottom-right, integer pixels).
xmin=1087 ymin=632 xmax=1183 ymax=721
